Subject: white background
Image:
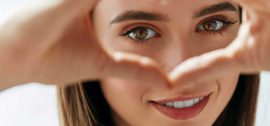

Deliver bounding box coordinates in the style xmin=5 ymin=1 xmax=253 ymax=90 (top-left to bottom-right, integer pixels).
xmin=0 ymin=72 xmax=269 ymax=126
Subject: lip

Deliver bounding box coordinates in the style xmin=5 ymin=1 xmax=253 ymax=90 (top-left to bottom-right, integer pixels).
xmin=149 ymin=93 xmax=211 ymax=120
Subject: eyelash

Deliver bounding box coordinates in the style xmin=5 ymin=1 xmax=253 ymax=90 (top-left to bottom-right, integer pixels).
xmin=195 ymin=15 xmax=238 ymax=35
xmin=120 ymin=23 xmax=161 ymax=45
xmin=120 ymin=15 xmax=238 ymax=44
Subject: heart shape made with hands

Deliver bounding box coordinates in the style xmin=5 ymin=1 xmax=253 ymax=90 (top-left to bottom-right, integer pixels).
xmin=104 ymin=0 xmax=270 ymax=88
xmin=1 ymin=0 xmax=269 ymax=89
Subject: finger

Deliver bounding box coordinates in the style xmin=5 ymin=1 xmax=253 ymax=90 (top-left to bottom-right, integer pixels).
xmin=101 ymin=51 xmax=171 ymax=88
xmin=58 ymin=0 xmax=98 ymax=17
xmin=83 ymin=15 xmax=170 ymax=88
xmin=1 ymin=0 xmax=98 ymax=51
xmin=236 ymin=0 xmax=270 ymax=14
xmin=169 ymin=48 xmax=243 ymax=86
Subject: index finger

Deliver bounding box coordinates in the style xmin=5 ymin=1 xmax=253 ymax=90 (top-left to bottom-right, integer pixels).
xmin=169 ymin=48 xmax=242 ymax=86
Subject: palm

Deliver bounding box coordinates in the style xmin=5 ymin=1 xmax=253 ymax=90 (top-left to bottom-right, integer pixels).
xmin=0 ymin=0 xmax=168 ymax=88
xmin=32 ymin=18 xmax=107 ymax=84
xmin=0 ymin=1 xmax=107 ymax=85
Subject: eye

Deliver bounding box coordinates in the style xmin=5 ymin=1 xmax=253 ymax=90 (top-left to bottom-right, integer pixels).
xmin=195 ymin=15 xmax=238 ymax=34
xmin=197 ymin=20 xmax=224 ymax=32
xmin=122 ymin=27 xmax=160 ymax=41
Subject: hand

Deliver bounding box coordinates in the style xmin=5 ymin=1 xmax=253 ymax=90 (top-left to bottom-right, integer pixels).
xmin=169 ymin=0 xmax=270 ymax=85
xmin=0 ymin=0 xmax=168 ymax=89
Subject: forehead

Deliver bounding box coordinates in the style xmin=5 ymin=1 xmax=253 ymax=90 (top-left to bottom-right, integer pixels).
xmin=94 ymin=0 xmax=237 ymax=20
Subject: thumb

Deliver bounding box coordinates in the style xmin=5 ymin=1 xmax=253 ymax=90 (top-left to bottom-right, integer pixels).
xmin=101 ymin=52 xmax=171 ymax=88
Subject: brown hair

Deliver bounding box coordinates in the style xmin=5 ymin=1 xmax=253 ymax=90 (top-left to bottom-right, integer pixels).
xmin=57 ymin=74 xmax=260 ymax=126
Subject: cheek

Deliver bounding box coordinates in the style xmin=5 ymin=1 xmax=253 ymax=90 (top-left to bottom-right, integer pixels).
xmin=101 ymin=78 xmax=146 ymax=104
xmin=206 ymin=73 xmax=240 ymax=123
xmin=217 ymin=73 xmax=239 ymax=105
xmin=100 ymin=78 xmax=150 ymax=124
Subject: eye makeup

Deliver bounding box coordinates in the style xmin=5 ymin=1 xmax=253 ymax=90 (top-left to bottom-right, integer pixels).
xmin=195 ymin=15 xmax=238 ymax=35
xmin=120 ymin=23 xmax=161 ymax=45
xmin=117 ymin=14 xmax=238 ymax=45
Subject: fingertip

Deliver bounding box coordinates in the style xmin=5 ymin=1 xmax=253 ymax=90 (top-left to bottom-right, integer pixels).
xmin=165 ymin=78 xmax=174 ymax=89
xmin=140 ymin=57 xmax=156 ymax=67
xmin=113 ymin=51 xmax=124 ymax=62
xmin=107 ymin=52 xmax=171 ymax=88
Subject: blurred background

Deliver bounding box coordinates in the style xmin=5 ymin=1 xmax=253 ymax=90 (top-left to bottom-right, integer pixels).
xmin=0 ymin=72 xmax=269 ymax=126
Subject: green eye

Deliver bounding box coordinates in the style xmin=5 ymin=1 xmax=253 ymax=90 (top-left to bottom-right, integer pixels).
xmin=124 ymin=27 xmax=158 ymax=41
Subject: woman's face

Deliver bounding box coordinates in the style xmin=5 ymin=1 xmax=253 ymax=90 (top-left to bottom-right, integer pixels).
xmin=93 ymin=0 xmax=240 ymax=126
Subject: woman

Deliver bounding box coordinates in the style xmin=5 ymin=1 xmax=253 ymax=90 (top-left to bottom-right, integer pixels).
xmin=0 ymin=0 xmax=269 ymax=126
xmin=58 ymin=0 xmax=260 ymax=126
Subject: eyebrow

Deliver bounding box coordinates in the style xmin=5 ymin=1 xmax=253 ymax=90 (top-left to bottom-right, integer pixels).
xmin=110 ymin=2 xmax=238 ymax=25
xmin=110 ymin=11 xmax=169 ymax=25
xmin=194 ymin=2 xmax=238 ymax=18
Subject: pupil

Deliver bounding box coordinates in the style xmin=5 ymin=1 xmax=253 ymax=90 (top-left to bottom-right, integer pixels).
xmin=135 ymin=28 xmax=148 ymax=40
xmin=204 ymin=21 xmax=217 ymax=31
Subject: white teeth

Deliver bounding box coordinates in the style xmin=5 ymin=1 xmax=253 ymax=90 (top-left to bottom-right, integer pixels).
xmin=173 ymin=101 xmax=184 ymax=108
xmin=165 ymin=102 xmax=174 ymax=107
xmin=184 ymin=99 xmax=194 ymax=107
xmin=194 ymin=98 xmax=200 ymax=103
xmin=163 ymin=97 xmax=204 ymax=109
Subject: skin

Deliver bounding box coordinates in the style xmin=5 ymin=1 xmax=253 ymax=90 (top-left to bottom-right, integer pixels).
xmin=169 ymin=0 xmax=270 ymax=86
xmin=0 ymin=0 xmax=167 ymax=89
xmin=93 ymin=0 xmax=241 ymax=125
xmin=0 ymin=0 xmax=269 ymax=124
xmin=0 ymin=0 xmax=269 ymax=89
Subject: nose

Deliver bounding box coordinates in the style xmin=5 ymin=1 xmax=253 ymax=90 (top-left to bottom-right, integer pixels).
xmin=160 ymin=37 xmax=193 ymax=73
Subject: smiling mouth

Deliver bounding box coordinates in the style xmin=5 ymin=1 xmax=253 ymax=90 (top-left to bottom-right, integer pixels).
xmin=161 ymin=97 xmax=204 ymax=108
xmin=149 ymin=93 xmax=211 ymax=120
